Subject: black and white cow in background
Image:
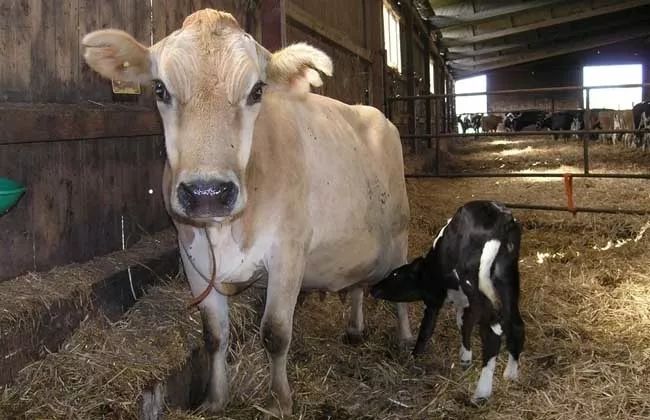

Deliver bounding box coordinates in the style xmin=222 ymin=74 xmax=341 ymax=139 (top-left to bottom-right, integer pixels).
xmin=457 ymin=113 xmax=483 ymax=134
xmin=633 ymin=101 xmax=650 ymax=150
xmin=371 ymin=200 xmax=525 ymax=403
xmin=504 ymin=110 xmax=546 ymax=132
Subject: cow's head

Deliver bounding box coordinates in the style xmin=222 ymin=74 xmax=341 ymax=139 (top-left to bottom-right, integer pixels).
xmin=82 ymin=9 xmax=332 ymax=222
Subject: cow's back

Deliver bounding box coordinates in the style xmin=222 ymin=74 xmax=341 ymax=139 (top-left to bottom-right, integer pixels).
xmin=254 ymin=92 xmax=409 ymax=290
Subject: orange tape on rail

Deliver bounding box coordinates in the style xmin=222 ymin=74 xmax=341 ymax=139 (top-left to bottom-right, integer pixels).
xmin=563 ymin=174 xmax=577 ymax=216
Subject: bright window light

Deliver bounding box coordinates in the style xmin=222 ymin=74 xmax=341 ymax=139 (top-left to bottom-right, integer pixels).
xmin=383 ymin=2 xmax=401 ymax=72
xmin=455 ymin=75 xmax=487 ymax=114
xmin=429 ymin=58 xmax=435 ymax=93
xmin=583 ymin=64 xmax=642 ymax=110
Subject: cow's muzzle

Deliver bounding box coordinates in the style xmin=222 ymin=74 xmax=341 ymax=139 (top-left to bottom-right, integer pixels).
xmin=177 ymin=179 xmax=239 ymax=218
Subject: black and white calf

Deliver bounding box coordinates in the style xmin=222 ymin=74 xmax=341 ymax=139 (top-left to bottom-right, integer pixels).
xmin=371 ymin=201 xmax=525 ymax=403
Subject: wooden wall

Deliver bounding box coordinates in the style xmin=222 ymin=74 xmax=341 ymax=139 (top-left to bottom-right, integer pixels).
xmin=284 ymin=0 xmax=377 ymax=107
xmin=0 ymin=0 xmax=439 ymax=280
xmin=0 ymin=0 xmax=255 ymax=281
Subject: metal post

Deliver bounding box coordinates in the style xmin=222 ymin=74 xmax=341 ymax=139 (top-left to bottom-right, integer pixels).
xmin=435 ymin=136 xmax=440 ymax=175
xmin=584 ymin=87 xmax=590 ymax=174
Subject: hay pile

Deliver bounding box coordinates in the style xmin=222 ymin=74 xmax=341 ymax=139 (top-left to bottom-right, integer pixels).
xmin=440 ymin=136 xmax=650 ymax=175
xmin=169 ymin=177 xmax=649 ymax=419
xmin=0 ymin=229 xmax=177 ymax=330
xmin=0 ymin=280 xmax=202 ymax=419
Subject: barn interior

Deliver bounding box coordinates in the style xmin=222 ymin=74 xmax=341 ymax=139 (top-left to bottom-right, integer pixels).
xmin=1 ymin=1 xmax=649 ymax=419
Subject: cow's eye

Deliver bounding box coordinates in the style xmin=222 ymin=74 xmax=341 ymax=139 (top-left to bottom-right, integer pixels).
xmin=247 ymin=81 xmax=266 ymax=106
xmin=153 ymin=79 xmax=171 ymax=104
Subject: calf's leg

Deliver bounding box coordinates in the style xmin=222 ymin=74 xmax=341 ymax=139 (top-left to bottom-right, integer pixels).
xmin=472 ymin=318 xmax=502 ymax=404
xmin=412 ymin=293 xmax=446 ymax=355
xmin=459 ymin=307 xmax=476 ymax=368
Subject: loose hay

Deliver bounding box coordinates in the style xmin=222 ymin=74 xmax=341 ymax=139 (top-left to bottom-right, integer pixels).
xmin=3 ymin=138 xmax=650 ymax=419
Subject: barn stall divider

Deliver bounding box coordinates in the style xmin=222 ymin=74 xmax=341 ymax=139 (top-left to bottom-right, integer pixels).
xmin=388 ymin=82 xmax=650 ymax=215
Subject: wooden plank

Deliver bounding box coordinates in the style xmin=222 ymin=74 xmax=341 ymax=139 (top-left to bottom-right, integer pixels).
xmin=0 ymin=104 xmax=162 ymax=145
xmin=431 ymin=0 xmax=564 ymax=29
xmin=456 ymin=25 xmax=650 ymax=74
xmin=286 ymin=2 xmax=372 ymax=62
xmin=442 ymin=0 xmax=650 ymax=46
xmin=0 ymin=233 xmax=179 ymax=385
xmin=0 ymin=144 xmax=35 ymax=280
xmin=54 ymin=0 xmax=80 ymax=103
xmin=365 ymin=0 xmax=384 ymax=110
xmin=260 ymin=0 xmax=286 ymax=51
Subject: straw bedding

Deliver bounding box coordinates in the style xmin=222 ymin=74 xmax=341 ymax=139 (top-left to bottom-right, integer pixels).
xmin=2 ymin=136 xmax=649 ymax=419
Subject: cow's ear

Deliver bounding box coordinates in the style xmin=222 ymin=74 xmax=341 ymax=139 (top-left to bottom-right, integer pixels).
xmin=263 ymin=42 xmax=333 ymax=92
xmin=82 ymin=29 xmax=152 ymax=83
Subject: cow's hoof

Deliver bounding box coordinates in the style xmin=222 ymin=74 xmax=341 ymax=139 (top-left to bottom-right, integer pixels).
xmin=399 ymin=336 xmax=416 ymax=350
xmin=469 ymin=396 xmax=489 ymax=407
xmin=198 ymin=399 xmax=227 ymax=414
xmin=258 ymin=401 xmax=292 ymax=419
xmin=343 ymin=328 xmax=365 ymax=346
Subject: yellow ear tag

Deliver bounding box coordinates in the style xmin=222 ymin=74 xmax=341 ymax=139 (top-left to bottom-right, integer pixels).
xmin=111 ymin=61 xmax=141 ymax=94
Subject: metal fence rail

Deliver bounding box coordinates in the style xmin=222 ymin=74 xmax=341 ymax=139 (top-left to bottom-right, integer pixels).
xmin=389 ymin=82 xmax=650 ymax=216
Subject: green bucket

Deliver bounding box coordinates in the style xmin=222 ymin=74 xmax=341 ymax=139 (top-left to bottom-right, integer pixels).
xmin=0 ymin=178 xmax=26 ymax=215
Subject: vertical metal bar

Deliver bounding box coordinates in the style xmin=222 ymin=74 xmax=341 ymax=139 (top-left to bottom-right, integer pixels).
xmin=435 ymin=135 xmax=440 ymax=175
xmin=584 ymin=87 xmax=590 ymax=174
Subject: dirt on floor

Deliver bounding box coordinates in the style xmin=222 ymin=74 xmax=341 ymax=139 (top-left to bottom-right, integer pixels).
xmin=173 ymin=138 xmax=650 ymax=419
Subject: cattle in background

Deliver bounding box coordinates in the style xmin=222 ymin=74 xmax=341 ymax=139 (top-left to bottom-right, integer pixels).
xmin=371 ymin=201 xmax=525 ymax=404
xmin=82 ymin=9 xmax=413 ymax=416
xmin=540 ymin=111 xmax=583 ymax=141
xmin=596 ymin=110 xmax=615 ymax=143
xmin=480 ymin=114 xmax=502 ymax=133
xmin=633 ymin=102 xmax=650 ymax=150
xmin=458 ymin=113 xmax=483 ymax=134
xmin=613 ymin=110 xmax=634 ymax=147
xmin=504 ymin=110 xmax=546 ymax=132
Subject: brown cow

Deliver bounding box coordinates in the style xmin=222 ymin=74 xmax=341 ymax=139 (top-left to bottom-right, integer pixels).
xmin=480 ymin=114 xmax=502 ymax=133
xmin=82 ymin=9 xmax=412 ymax=416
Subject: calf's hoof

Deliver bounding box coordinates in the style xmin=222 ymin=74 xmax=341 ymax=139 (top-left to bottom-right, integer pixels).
xmin=459 ymin=346 xmax=472 ymax=369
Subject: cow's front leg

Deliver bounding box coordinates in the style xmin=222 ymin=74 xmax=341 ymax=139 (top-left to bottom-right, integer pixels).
xmin=261 ymin=251 xmax=305 ymax=417
xmin=179 ymin=237 xmax=230 ymax=413
xmin=345 ymin=287 xmax=365 ymax=344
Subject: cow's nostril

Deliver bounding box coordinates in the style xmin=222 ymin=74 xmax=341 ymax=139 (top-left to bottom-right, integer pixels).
xmin=177 ymin=182 xmax=194 ymax=209
xmin=177 ymin=179 xmax=239 ymax=217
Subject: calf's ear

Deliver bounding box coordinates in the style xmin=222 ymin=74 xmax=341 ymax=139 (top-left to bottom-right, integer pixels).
xmin=82 ymin=30 xmax=152 ymax=83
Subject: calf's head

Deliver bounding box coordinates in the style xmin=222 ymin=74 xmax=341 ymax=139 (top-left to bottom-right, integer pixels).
xmin=82 ymin=9 xmax=331 ymax=222
xmin=371 ymin=257 xmax=426 ymax=302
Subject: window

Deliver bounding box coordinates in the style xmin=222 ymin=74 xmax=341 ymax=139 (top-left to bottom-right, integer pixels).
xmin=583 ymin=64 xmax=642 ymax=110
xmin=455 ymin=75 xmax=487 ymax=115
xmin=383 ymin=2 xmax=402 ymax=72
xmin=429 ymin=58 xmax=435 ymax=93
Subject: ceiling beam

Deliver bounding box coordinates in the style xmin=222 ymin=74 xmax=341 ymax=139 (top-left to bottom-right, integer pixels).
xmin=449 ymin=14 xmax=650 ymax=66
xmin=450 ymin=25 xmax=650 ymax=74
xmin=429 ymin=0 xmax=564 ymax=30
xmin=441 ymin=0 xmax=650 ymax=46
